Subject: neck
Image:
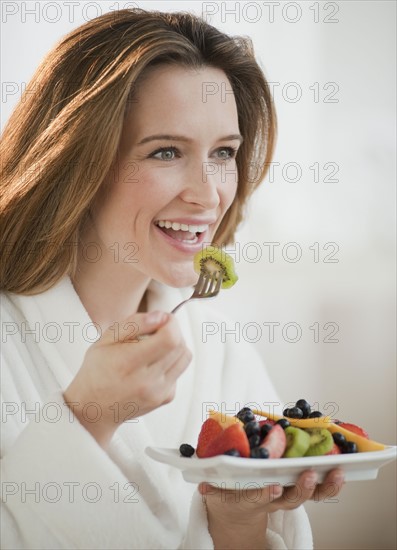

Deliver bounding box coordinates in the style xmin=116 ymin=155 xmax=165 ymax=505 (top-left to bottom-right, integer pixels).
xmin=72 ymin=247 xmax=150 ymax=334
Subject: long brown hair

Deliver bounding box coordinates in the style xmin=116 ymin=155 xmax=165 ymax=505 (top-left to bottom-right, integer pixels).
xmin=0 ymin=9 xmax=276 ymax=294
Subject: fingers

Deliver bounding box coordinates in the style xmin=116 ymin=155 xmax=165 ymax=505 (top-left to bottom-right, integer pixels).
xmin=140 ymin=314 xmax=189 ymax=364
xmin=198 ymin=482 xmax=210 ymax=495
xmin=96 ymin=309 xmax=190 ymax=373
xmin=159 ymin=347 xmax=192 ymax=405
xmin=197 ymin=468 xmax=345 ymax=517
xmin=164 ymin=345 xmax=192 ymax=378
xmin=311 ymin=468 xmax=345 ymax=502
xmin=99 ymin=311 xmax=189 ymax=366
xmin=94 ymin=311 xmax=191 ymax=409
xmin=270 ymin=470 xmax=319 ymax=511
xmin=268 ymin=468 xmax=345 ymax=512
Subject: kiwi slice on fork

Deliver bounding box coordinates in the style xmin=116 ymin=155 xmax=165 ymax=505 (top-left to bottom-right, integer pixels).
xmin=194 ymin=246 xmax=238 ymax=289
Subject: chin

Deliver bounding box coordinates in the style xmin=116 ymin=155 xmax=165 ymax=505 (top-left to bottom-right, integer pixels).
xmin=155 ymin=266 xmax=198 ymax=289
xmin=166 ymin=274 xmax=197 ymax=289
xmin=168 ymin=279 xmax=196 ymax=289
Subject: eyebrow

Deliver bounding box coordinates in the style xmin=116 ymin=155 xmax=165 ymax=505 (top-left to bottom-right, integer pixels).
xmin=137 ymin=133 xmax=244 ymax=145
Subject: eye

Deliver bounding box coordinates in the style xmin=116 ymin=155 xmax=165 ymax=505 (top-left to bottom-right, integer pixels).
xmin=150 ymin=146 xmax=179 ymax=161
xmin=215 ymin=146 xmax=238 ymax=160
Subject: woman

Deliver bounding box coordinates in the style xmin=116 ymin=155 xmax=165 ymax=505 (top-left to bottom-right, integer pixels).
xmin=0 ymin=9 xmax=344 ymax=549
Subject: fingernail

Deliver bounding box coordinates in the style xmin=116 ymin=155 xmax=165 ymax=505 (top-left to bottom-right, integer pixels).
xmin=333 ymin=472 xmax=345 ymax=484
xmin=273 ymin=485 xmax=283 ymax=498
xmin=146 ymin=311 xmax=168 ymax=324
xmin=304 ymin=473 xmax=318 ymax=489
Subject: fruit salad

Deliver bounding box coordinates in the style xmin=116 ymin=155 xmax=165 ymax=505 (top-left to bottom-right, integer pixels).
xmin=179 ymin=399 xmax=386 ymax=459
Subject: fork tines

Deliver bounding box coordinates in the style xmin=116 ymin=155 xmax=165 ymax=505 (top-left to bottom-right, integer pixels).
xmin=197 ymin=271 xmax=222 ymax=295
xmin=195 ymin=271 xmax=207 ymax=293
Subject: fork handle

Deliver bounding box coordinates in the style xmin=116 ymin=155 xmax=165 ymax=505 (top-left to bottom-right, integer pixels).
xmin=170 ymin=299 xmax=190 ymax=314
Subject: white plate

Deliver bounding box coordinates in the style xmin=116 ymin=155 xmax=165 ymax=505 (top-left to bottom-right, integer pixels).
xmin=145 ymin=446 xmax=397 ymax=488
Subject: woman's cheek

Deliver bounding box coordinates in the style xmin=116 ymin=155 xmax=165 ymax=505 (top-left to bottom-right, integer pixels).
xmin=224 ymin=160 xmax=238 ymax=199
xmin=133 ymin=166 xmax=175 ymax=194
xmin=223 ymin=177 xmax=238 ymax=210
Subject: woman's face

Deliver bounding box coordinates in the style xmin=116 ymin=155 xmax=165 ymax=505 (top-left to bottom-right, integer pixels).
xmin=89 ymin=64 xmax=241 ymax=287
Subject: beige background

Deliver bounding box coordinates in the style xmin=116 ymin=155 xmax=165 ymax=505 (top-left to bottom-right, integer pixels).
xmin=1 ymin=1 xmax=396 ymax=548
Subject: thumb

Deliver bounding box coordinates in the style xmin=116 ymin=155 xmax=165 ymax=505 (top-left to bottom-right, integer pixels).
xmin=198 ymin=482 xmax=208 ymax=495
xmin=99 ymin=311 xmax=170 ymax=345
xmin=198 ymin=482 xmax=219 ymax=496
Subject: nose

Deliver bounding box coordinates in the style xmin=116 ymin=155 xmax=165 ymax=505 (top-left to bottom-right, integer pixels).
xmin=179 ymin=160 xmax=222 ymax=210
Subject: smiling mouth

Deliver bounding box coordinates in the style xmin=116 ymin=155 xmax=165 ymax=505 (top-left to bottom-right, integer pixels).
xmin=154 ymin=220 xmax=209 ymax=243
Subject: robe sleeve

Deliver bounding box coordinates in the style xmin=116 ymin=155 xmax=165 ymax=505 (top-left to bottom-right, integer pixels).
xmin=0 ymin=388 xmax=216 ymax=550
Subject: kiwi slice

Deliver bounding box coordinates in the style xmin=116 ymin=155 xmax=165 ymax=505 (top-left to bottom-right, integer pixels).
xmin=283 ymin=426 xmax=311 ymax=458
xmin=193 ymin=246 xmax=238 ymax=289
xmin=304 ymin=428 xmax=333 ymax=456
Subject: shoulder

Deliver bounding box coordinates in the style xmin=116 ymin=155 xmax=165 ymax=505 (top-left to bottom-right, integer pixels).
xmin=1 ymin=291 xmax=26 ymax=324
xmin=1 ymin=291 xmax=32 ymax=370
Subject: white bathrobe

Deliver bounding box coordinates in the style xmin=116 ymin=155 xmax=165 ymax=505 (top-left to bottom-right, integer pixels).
xmin=0 ymin=276 xmax=313 ymax=549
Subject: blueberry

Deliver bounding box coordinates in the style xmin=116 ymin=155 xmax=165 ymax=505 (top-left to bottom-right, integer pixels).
xmin=240 ymin=411 xmax=256 ymax=424
xmin=223 ymin=449 xmax=241 ymax=457
xmin=342 ymin=441 xmax=358 ymax=454
xmin=249 ymin=434 xmax=261 ymax=448
xmin=250 ymin=447 xmax=269 ymax=459
xmin=179 ymin=444 xmax=195 ymax=457
xmin=236 ymin=408 xmax=255 ymax=424
xmin=295 ymin=399 xmax=311 ymax=418
xmin=276 ymin=419 xmax=290 ymax=430
xmin=244 ymin=421 xmax=260 ymax=437
xmin=283 ymin=407 xmax=303 ymax=419
xmin=332 ymin=432 xmax=346 ymax=447
xmin=260 ymin=423 xmax=273 ymax=439
xmin=223 ymin=449 xmax=241 ymax=456
xmin=308 ymin=411 xmax=323 ymax=418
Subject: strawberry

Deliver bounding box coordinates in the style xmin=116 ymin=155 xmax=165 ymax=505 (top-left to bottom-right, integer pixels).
xmin=326 ymin=443 xmax=342 ymax=455
xmin=196 ymin=418 xmax=223 ymax=458
xmin=200 ymin=423 xmax=250 ymax=458
xmin=209 ymin=410 xmax=242 ymax=429
xmin=259 ymin=424 xmax=287 ymax=458
xmin=337 ymin=422 xmax=369 ymax=439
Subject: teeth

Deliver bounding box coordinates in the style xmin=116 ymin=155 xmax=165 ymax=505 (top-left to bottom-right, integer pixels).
xmin=155 ymin=220 xmax=209 ymax=233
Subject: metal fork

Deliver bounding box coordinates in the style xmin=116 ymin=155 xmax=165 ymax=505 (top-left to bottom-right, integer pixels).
xmin=171 ymin=271 xmax=223 ymax=314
